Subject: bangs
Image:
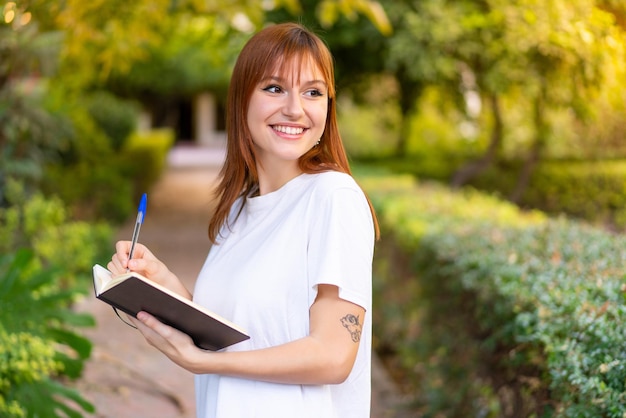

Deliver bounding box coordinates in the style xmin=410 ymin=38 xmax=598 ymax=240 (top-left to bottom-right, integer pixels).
xmin=253 ymin=27 xmax=336 ymax=98
xmin=265 ymin=53 xmax=329 ymax=90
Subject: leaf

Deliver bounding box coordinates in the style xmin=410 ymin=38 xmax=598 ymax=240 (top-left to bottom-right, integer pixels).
xmin=53 ymin=351 xmax=85 ymax=379
xmin=0 ymin=249 xmax=33 ymax=298
xmin=47 ymin=327 xmax=93 ymax=359
xmin=52 ymin=311 xmax=96 ymax=327
xmin=47 ymin=378 xmax=95 ymax=413
xmin=22 ymin=265 xmax=64 ymax=292
xmin=8 ymin=377 xmax=95 ymax=417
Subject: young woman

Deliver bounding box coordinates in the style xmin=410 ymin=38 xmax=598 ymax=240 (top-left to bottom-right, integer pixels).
xmin=108 ymin=22 xmax=378 ymax=418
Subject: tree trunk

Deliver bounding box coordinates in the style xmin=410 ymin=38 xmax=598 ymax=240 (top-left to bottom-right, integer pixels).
xmin=451 ymin=93 xmax=503 ymax=188
xmin=509 ymin=92 xmax=547 ymax=203
xmin=394 ymin=67 xmax=423 ymax=158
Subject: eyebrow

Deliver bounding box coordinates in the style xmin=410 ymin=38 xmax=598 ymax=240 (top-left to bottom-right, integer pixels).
xmin=261 ymin=75 xmax=328 ymax=88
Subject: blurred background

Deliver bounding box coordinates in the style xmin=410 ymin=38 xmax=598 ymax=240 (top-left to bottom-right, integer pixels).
xmin=3 ymin=0 xmax=625 ymax=228
xmin=2 ymin=0 xmax=626 ymax=417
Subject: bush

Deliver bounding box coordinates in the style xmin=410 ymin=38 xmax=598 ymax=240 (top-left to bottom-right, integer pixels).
xmin=338 ymin=96 xmax=400 ymax=159
xmin=464 ymin=159 xmax=626 ymax=230
xmin=360 ymin=173 xmax=626 ymax=417
xmin=120 ymin=128 xmax=175 ymax=200
xmin=0 ymin=250 xmax=95 ymax=418
xmin=40 ymin=84 xmax=136 ymax=223
xmin=1 ymin=180 xmax=113 ymax=290
xmin=0 ymin=184 xmax=112 ymax=416
xmin=0 ymin=80 xmax=72 ymax=206
xmin=85 ymin=91 xmax=139 ymax=151
xmin=521 ymin=160 xmax=626 ymax=229
xmin=370 ymin=157 xmax=626 ymax=230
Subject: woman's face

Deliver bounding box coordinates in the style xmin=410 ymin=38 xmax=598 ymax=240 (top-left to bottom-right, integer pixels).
xmin=247 ymin=58 xmax=328 ymax=175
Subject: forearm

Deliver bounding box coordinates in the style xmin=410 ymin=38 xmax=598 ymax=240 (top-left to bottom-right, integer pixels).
xmin=133 ymin=285 xmax=364 ymax=385
xmin=190 ymin=336 xmax=356 ymax=385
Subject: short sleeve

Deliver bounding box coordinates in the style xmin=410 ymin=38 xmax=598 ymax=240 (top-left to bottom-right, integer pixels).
xmin=307 ymin=179 xmax=375 ymax=310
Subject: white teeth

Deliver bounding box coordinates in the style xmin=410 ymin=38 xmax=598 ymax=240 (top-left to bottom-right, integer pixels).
xmin=273 ymin=125 xmax=304 ymax=135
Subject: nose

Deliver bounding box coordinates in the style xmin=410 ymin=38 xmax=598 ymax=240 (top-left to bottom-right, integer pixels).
xmin=282 ymin=93 xmax=304 ymax=118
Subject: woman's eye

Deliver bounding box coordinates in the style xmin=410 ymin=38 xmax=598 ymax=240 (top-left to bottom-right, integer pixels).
xmin=262 ymin=85 xmax=283 ymax=94
xmin=305 ymin=89 xmax=325 ymax=98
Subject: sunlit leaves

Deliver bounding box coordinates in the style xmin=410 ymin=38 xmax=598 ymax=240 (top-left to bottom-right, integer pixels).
xmin=56 ymin=0 xmax=172 ymax=82
xmin=318 ymin=0 xmax=391 ymax=35
xmin=20 ymin=0 xmax=390 ymax=88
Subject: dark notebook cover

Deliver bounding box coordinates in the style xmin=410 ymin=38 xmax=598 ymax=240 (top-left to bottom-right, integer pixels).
xmin=92 ymin=265 xmax=249 ymax=351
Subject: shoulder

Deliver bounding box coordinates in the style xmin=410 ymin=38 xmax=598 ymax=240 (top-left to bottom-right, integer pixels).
xmin=304 ymin=171 xmax=362 ymax=194
xmin=303 ymin=172 xmax=371 ymax=217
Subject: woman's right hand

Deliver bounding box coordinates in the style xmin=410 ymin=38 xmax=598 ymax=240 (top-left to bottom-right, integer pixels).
xmin=108 ymin=241 xmax=190 ymax=298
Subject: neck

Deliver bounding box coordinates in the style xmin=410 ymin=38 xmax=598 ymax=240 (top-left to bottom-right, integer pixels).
xmin=256 ymin=163 xmax=302 ymax=196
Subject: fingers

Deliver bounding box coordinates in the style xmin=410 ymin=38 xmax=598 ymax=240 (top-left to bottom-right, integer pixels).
xmin=129 ymin=312 xmax=165 ymax=345
xmin=131 ymin=312 xmax=199 ymax=370
xmin=137 ymin=311 xmax=170 ymax=336
xmin=107 ymin=241 xmax=154 ymax=275
xmin=107 ymin=241 xmax=183 ymax=296
xmin=107 ymin=240 xmax=132 ymax=273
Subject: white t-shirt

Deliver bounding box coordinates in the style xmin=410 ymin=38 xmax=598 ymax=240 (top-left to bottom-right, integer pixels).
xmin=193 ymin=171 xmax=375 ymax=418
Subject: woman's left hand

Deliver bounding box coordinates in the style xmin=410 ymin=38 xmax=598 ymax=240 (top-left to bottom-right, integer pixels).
xmin=128 ymin=312 xmax=204 ymax=373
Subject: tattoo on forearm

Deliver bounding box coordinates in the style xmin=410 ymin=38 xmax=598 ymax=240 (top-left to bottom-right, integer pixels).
xmin=340 ymin=314 xmax=362 ymax=343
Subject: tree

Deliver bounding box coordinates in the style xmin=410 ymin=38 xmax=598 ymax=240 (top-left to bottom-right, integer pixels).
xmin=384 ymin=0 xmax=626 ymax=200
xmin=13 ymin=0 xmax=391 ymax=141
xmin=498 ymin=0 xmax=623 ymax=200
xmin=0 ymin=3 xmax=70 ymax=204
xmin=14 ymin=0 xmax=389 ymax=91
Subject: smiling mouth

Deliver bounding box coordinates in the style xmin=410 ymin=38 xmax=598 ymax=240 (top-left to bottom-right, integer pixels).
xmin=272 ymin=125 xmax=306 ymax=135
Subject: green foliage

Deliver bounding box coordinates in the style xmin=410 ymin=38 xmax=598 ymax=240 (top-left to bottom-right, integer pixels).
xmin=338 ymin=75 xmax=401 ymax=159
xmin=0 ymin=180 xmax=113 ymax=290
xmin=27 ymin=0 xmax=390 ymax=90
xmin=465 ymin=159 xmax=626 ymax=230
xmin=0 ymin=187 xmax=110 ymax=416
xmin=106 ymin=15 xmax=244 ymax=99
xmin=0 ymin=330 xmax=59 ymax=418
xmin=361 ymin=172 xmax=626 ymax=416
xmin=382 ymin=0 xmax=626 ymax=162
xmin=0 ymin=9 xmax=134 ymax=227
xmin=0 ymin=250 xmax=95 ymax=417
xmin=0 ymin=80 xmax=71 ymax=204
xmin=564 ymin=58 xmax=626 ymax=159
xmin=267 ymin=0 xmax=392 ymax=106
xmin=121 ymin=128 xmax=176 ymax=200
xmin=315 ymin=0 xmax=391 ymax=35
xmin=369 ymin=156 xmax=626 ymax=230
xmin=1 ymin=78 xmax=138 ymax=224
xmin=85 ymin=91 xmax=139 ymax=151
xmin=39 ymin=84 xmax=135 ymax=223
xmin=0 ymin=5 xmax=68 ymax=203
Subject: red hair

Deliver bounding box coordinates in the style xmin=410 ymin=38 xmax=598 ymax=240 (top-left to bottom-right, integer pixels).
xmin=208 ymin=22 xmax=378 ymax=243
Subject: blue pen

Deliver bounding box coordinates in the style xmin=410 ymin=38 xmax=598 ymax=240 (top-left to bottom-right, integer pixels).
xmin=127 ymin=193 xmax=147 ymax=271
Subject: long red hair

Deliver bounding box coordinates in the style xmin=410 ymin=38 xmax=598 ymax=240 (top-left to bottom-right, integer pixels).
xmin=208 ymin=22 xmax=378 ymax=243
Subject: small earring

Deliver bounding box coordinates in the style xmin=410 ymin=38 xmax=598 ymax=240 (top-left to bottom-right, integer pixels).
xmin=315 ymin=138 xmax=321 ymax=146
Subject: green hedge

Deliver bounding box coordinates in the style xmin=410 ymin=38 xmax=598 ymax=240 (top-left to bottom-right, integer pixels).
xmin=367 ymin=157 xmax=626 ymax=230
xmin=359 ymin=173 xmax=626 ymax=417
xmin=466 ymin=159 xmax=626 ymax=230
xmin=512 ymin=160 xmax=626 ymax=229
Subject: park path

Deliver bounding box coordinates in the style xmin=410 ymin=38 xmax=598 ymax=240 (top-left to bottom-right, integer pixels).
xmin=74 ymin=144 xmax=406 ymax=417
